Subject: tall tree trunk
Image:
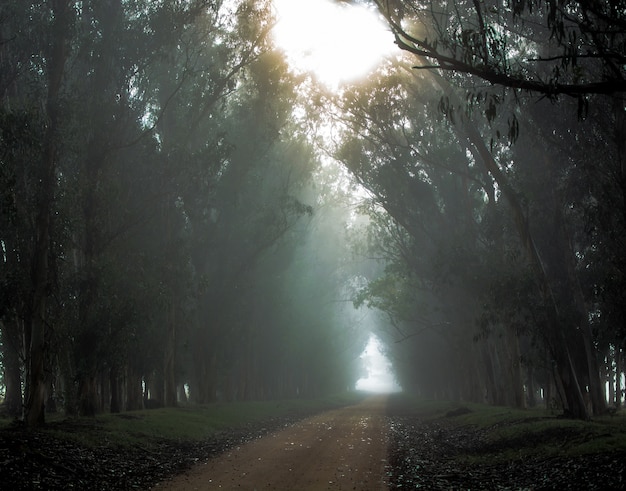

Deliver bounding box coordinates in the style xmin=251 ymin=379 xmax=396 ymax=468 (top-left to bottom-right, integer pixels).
xmin=527 ymin=364 xmax=537 ymax=408
xmin=0 ymin=319 xmax=23 ymax=418
xmin=163 ymin=198 xmax=178 ymax=408
xmin=507 ymin=328 xmax=525 ymax=409
xmin=460 ymin=107 xmax=590 ymax=419
xmin=75 ymin=131 xmax=110 ymax=417
xmin=78 ymin=375 xmax=98 ymax=417
xmin=177 ymin=384 xmax=188 ymax=404
xmin=605 ymin=355 xmax=615 ymax=407
xmin=110 ymin=366 xmax=121 ymax=413
xmin=617 ymin=342 xmax=625 ymax=408
xmin=164 ymin=299 xmax=178 ymax=407
xmin=74 ymin=271 xmax=101 ymax=409
xmin=125 ymin=365 xmax=143 ymax=411
xmin=481 ymin=344 xmax=497 ymax=404
xmin=546 ymin=164 xmax=606 ymax=416
xmin=24 ymin=0 xmax=73 ymax=427
xmin=412 ymin=68 xmax=592 ymax=419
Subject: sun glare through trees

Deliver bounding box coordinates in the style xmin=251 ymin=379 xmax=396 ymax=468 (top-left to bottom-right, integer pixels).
xmin=271 ymin=0 xmax=395 ymax=88
xmin=1 ymin=2 xmax=625 ymax=488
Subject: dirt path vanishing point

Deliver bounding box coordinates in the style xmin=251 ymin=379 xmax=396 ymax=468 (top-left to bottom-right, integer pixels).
xmin=153 ymin=395 xmax=390 ymax=490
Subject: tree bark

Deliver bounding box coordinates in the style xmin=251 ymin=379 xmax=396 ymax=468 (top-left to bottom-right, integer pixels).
xmin=125 ymin=365 xmax=143 ymax=411
xmin=507 ymin=328 xmax=525 ymax=409
xmin=450 ymin=91 xmax=590 ymax=418
xmin=463 ymin=125 xmax=589 ymax=418
xmin=78 ymin=375 xmax=98 ymax=417
xmin=0 ymin=319 xmax=23 ymax=418
xmin=164 ymin=304 xmax=178 ymax=407
xmin=110 ymin=366 xmax=121 ymax=413
xmin=617 ymin=343 xmax=625 ymax=408
xmin=24 ymin=0 xmax=73 ymax=427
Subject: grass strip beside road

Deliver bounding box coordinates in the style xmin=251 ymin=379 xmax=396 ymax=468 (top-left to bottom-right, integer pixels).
xmin=388 ymin=394 xmax=626 ymax=463
xmin=1 ymin=391 xmax=367 ymax=449
xmin=4 ymin=392 xmax=625 ymax=460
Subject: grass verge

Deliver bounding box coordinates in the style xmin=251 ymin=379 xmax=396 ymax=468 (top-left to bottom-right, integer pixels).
xmin=390 ymin=393 xmax=626 ymax=463
xmin=1 ymin=391 xmax=366 ymax=449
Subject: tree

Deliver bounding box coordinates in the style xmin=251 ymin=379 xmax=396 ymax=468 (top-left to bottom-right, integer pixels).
xmin=372 ymin=0 xmax=626 ymax=100
xmin=21 ymin=0 xmax=74 ymax=427
xmin=323 ymin=48 xmax=620 ymax=416
xmin=0 ymin=105 xmax=46 ymax=418
xmin=1 ymin=0 xmax=383 ymax=426
xmin=327 ymin=68 xmax=500 ymax=402
xmin=183 ymin=65 xmax=317 ymax=402
xmin=316 ymin=0 xmax=625 ymax=418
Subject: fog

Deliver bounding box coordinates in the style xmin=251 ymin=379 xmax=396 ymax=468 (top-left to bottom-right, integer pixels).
xmin=355 ymin=334 xmax=402 ymax=393
xmin=2 ymin=0 xmax=624 ymax=430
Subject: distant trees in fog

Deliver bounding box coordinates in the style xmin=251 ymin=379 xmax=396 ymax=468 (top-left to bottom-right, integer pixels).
xmin=0 ymin=0 xmax=365 ymax=427
xmin=334 ymin=0 xmax=625 ymax=419
xmin=1 ymin=0 xmax=624 ymax=427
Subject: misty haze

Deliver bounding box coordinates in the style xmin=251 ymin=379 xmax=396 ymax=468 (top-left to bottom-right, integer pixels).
xmin=1 ymin=0 xmax=625 ymax=489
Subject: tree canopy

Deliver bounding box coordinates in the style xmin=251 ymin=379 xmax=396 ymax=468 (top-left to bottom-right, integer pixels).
xmin=1 ymin=0 xmax=625 ymax=426
xmin=373 ymin=0 xmax=626 ymax=99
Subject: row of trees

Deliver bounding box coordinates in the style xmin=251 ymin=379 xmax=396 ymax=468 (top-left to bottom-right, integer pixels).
xmin=0 ymin=0 xmax=367 ymax=427
xmin=328 ymin=0 xmax=625 ymax=419
xmin=1 ymin=0 xmax=623 ymax=427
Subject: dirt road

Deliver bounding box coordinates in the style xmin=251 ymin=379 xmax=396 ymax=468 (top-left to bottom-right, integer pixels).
xmin=153 ymin=395 xmax=389 ymax=490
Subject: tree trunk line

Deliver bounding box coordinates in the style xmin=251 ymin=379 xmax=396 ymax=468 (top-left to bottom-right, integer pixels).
xmin=399 ymin=67 xmax=605 ymax=418
xmin=24 ymin=0 xmax=73 ymax=427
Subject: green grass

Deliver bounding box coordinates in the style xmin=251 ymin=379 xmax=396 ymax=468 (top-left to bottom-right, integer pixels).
xmin=5 ymin=393 xmax=625 ymax=462
xmin=391 ymin=394 xmax=626 ymax=463
xmin=1 ymin=391 xmax=366 ymax=448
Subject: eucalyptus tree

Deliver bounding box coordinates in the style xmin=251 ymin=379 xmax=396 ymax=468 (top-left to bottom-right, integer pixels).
xmin=52 ymin=0 xmax=239 ymax=416
xmin=319 ymin=0 xmax=625 ymax=418
xmin=0 ymin=0 xmax=77 ymax=426
xmin=518 ymin=94 xmax=626 ymax=409
xmin=372 ymin=0 xmax=626 ymax=100
xmin=330 ymin=69 xmax=498 ymax=398
xmin=259 ymin=166 xmax=370 ymax=398
xmin=183 ymin=72 xmax=318 ymax=402
xmin=575 ymin=99 xmax=626 ymax=407
xmin=334 ymin=55 xmax=626 ymax=417
xmin=0 ymin=0 xmax=278 ymax=422
xmin=59 ymin=0 xmax=288 ymax=414
xmin=131 ymin=0 xmax=277 ymax=408
xmin=0 ymin=109 xmax=44 ymax=418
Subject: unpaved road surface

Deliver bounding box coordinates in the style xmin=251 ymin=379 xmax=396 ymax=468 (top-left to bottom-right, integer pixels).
xmin=154 ymin=395 xmax=389 ymax=490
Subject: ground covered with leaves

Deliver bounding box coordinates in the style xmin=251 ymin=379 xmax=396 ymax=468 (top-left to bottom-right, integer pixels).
xmin=1 ymin=397 xmax=625 ymax=490
xmin=386 ymin=397 xmax=626 ymax=490
xmin=0 ymin=414 xmax=302 ymax=490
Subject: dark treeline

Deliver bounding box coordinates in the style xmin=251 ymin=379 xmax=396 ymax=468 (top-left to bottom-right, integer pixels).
xmin=0 ymin=0 xmax=365 ymax=427
xmin=329 ymin=0 xmax=625 ymax=420
xmin=1 ymin=0 xmax=625 ymax=428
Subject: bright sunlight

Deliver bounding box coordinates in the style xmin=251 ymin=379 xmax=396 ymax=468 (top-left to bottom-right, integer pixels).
xmin=272 ymin=0 xmax=395 ymax=88
xmin=355 ymin=334 xmax=402 ymax=393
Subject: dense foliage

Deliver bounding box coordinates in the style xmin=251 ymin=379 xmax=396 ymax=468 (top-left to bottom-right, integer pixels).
xmin=0 ymin=0 xmax=366 ymax=426
xmin=329 ymin=0 xmax=625 ymax=419
xmin=0 ymin=0 xmax=624 ymax=428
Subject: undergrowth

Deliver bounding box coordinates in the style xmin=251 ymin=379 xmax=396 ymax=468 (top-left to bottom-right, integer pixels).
xmin=391 ymin=394 xmax=626 ymax=464
xmin=1 ymin=391 xmax=366 ymax=449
